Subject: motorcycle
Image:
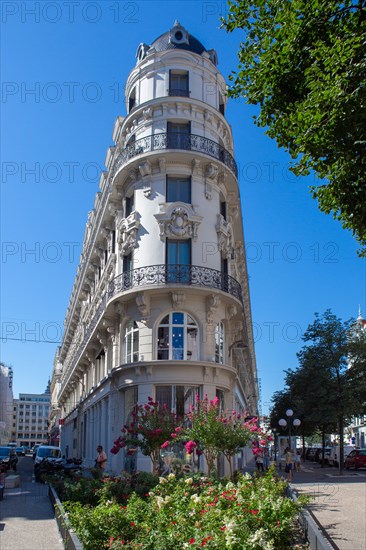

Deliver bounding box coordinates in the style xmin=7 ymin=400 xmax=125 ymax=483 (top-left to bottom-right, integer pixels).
xmin=34 ymin=457 xmax=83 ymax=482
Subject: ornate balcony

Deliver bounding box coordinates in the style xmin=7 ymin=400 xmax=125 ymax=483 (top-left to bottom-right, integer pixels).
xmin=107 ymin=264 xmax=243 ymax=303
xmin=110 ymin=132 xmax=238 ymax=179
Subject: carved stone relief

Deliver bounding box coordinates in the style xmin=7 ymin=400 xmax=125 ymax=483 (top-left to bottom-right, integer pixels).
xmin=118 ymin=211 xmax=140 ymax=256
xmin=216 ymin=214 xmax=233 ymax=259
xmin=154 ymin=202 xmax=202 ymax=242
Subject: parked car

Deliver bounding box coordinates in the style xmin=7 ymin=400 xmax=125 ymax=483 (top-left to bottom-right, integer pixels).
xmin=328 ymin=445 xmax=357 ymax=467
xmin=0 ymin=446 xmax=18 ymax=471
xmin=345 ymin=449 xmax=366 ymax=470
xmin=315 ymin=447 xmax=332 ymax=464
xmin=16 ymin=446 xmax=26 ymax=456
xmin=32 ymin=444 xmax=40 ymax=460
xmin=34 ymin=446 xmax=62 ymax=467
xmin=307 ymin=448 xmax=321 ymax=461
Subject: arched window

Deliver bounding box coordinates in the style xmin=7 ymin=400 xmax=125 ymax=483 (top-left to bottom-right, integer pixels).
xmin=124 ymin=321 xmax=139 ymax=363
xmin=215 ymin=322 xmax=224 ymax=364
xmin=157 ymin=312 xmax=198 ymax=360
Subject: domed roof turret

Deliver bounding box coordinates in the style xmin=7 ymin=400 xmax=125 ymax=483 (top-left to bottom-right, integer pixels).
xmin=136 ymin=21 xmax=218 ymax=65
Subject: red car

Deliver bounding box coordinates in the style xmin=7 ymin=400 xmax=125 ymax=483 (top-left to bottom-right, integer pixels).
xmin=344 ymin=449 xmax=366 ymax=470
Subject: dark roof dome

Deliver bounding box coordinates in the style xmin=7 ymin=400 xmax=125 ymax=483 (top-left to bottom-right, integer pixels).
xmin=136 ymin=21 xmax=218 ymax=65
xmin=151 ymin=20 xmax=206 ymax=55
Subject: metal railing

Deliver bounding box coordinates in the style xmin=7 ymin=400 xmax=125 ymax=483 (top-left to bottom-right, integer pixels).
xmin=110 ymin=132 xmax=238 ymax=179
xmin=108 ymin=264 xmax=243 ymax=303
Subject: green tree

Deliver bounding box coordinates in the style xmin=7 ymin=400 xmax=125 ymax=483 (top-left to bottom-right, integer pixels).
xmin=347 ymin=317 xmax=366 ymax=413
xmin=111 ymin=397 xmax=178 ymax=474
xmin=293 ymin=310 xmax=354 ymax=473
xmin=223 ymin=1 xmax=366 ymax=254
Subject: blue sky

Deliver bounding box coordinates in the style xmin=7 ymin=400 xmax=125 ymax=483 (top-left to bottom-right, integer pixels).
xmin=1 ymin=0 xmax=365 ymax=414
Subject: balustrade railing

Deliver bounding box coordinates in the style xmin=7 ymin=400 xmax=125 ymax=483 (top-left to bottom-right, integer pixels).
xmin=110 ymin=132 xmax=238 ymax=179
xmin=108 ymin=264 xmax=243 ymax=303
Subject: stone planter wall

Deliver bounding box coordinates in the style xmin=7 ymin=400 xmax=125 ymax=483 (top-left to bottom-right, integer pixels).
xmin=48 ymin=485 xmax=83 ymax=550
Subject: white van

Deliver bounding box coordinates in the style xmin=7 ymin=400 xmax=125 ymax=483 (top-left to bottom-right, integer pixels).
xmin=328 ymin=445 xmax=357 ymax=467
xmin=34 ymin=445 xmax=62 ymax=466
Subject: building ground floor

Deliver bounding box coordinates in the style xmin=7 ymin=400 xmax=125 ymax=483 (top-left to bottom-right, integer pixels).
xmin=60 ymin=366 xmax=253 ymax=476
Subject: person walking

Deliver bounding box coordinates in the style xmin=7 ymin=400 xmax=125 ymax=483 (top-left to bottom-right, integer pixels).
xmin=284 ymin=447 xmax=293 ymax=482
xmin=256 ymin=451 xmax=264 ymax=473
xmin=294 ymin=450 xmax=301 ymax=472
xmin=95 ymin=445 xmax=107 ymax=470
xmin=263 ymin=447 xmax=270 ymax=470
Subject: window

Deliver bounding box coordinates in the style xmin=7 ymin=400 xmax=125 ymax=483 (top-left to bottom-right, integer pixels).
xmin=166 ymin=176 xmax=191 ymax=203
xmin=156 ymin=385 xmax=199 ymax=416
xmin=216 ymin=389 xmax=225 ymax=412
xmin=125 ymin=194 xmax=134 ymax=218
xmin=124 ymin=386 xmax=138 ymax=474
xmin=219 ymin=93 xmax=225 ymax=115
xmin=124 ymin=321 xmax=139 ymax=363
xmin=166 ymin=239 xmax=191 ymax=283
xmin=123 ymin=252 xmax=133 ymax=288
xmin=129 ymin=88 xmax=136 ymax=112
xmin=167 ymin=122 xmax=190 ymax=149
xmin=157 ymin=312 xmax=198 ymax=360
xmin=220 ymin=201 xmax=227 ymax=221
xmin=169 ymin=71 xmax=189 ymax=97
xmin=221 ymin=256 xmax=228 ymax=292
xmin=215 ymin=322 xmax=224 ymax=364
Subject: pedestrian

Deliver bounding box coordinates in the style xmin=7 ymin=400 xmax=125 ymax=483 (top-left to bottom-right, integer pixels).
xmin=256 ymin=451 xmax=264 ymax=473
xmin=284 ymin=447 xmax=293 ymax=482
xmin=263 ymin=447 xmax=270 ymax=470
xmin=294 ymin=450 xmax=301 ymax=472
xmin=95 ymin=445 xmax=107 ymax=470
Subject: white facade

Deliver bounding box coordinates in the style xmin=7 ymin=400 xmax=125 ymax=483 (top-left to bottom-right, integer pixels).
xmin=0 ymin=363 xmax=14 ymax=444
xmin=54 ymin=22 xmax=258 ymax=474
xmin=14 ymin=384 xmax=51 ymax=448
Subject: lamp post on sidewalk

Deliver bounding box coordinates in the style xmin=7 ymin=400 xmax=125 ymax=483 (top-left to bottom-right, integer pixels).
xmin=272 ymin=428 xmax=278 ymax=462
xmin=278 ymin=409 xmax=301 ymax=449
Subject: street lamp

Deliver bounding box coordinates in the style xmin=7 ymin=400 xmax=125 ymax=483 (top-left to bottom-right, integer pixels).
xmin=278 ymin=409 xmax=301 ymax=449
xmin=272 ymin=428 xmax=278 ymax=461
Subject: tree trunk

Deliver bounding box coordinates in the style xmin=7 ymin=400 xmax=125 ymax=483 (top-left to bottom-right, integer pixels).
xmin=321 ymin=427 xmax=326 ymax=468
xmin=339 ymin=415 xmax=344 ymax=476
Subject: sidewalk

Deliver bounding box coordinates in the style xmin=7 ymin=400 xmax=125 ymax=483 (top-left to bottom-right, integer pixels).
xmin=289 ymin=462 xmax=366 ymax=550
xmin=0 ymin=461 xmax=63 ymax=550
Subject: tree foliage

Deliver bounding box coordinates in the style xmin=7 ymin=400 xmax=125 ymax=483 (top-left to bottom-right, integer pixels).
xmin=223 ymin=0 xmax=366 ymax=254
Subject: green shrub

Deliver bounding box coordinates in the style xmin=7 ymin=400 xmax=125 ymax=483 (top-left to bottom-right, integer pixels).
xmin=65 ymin=468 xmax=308 ymax=549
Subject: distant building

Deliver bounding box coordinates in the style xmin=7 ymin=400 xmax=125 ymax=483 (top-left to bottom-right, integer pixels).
xmin=49 ymin=348 xmax=62 ymax=447
xmin=0 ymin=362 xmax=14 ymax=444
xmin=54 ymin=22 xmax=258 ymax=475
xmin=346 ymin=308 xmax=366 ymax=447
xmin=14 ymin=382 xmax=51 ymax=448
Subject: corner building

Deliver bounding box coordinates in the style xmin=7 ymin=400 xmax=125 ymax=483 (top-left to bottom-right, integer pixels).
xmin=56 ymin=22 xmax=258 ymax=474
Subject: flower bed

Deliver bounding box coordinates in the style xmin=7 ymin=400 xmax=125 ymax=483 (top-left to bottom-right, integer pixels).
xmin=58 ymin=468 xmax=308 ymax=549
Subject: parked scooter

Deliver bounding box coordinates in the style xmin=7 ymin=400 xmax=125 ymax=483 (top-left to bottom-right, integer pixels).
xmin=34 ymin=457 xmax=83 ymax=482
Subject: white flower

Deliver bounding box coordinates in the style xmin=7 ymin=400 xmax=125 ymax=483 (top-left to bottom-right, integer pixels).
xmin=185 ymin=477 xmax=193 ymax=485
xmin=159 ymin=476 xmax=168 ymax=484
xmin=168 ymin=473 xmax=176 ymax=480
xmin=247 ymin=528 xmax=274 ymax=550
xmin=190 ymin=494 xmax=201 ymax=503
xmin=155 ymin=496 xmax=165 ymax=509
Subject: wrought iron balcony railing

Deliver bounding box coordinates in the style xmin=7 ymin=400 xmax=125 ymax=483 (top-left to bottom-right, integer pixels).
xmin=110 ymin=132 xmax=238 ymax=179
xmin=107 ymin=264 xmax=243 ymax=303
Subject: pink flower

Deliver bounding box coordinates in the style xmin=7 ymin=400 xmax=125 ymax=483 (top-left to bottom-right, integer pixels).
xmin=170 ymin=433 xmax=177 ymax=438
xmin=161 ymin=441 xmax=170 ymax=449
xmin=185 ymin=440 xmax=197 ymax=454
xmin=175 ymin=426 xmax=183 ymax=433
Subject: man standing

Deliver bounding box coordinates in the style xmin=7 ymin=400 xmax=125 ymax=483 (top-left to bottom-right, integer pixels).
xmin=96 ymin=445 xmax=107 ymax=470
